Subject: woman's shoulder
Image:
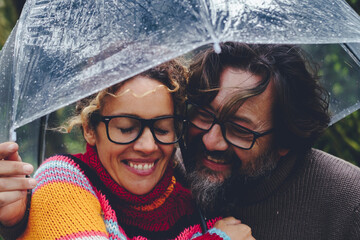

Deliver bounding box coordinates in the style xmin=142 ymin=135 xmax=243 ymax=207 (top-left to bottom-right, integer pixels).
xmin=36 ymin=154 xmax=81 ymax=171
xmin=20 ymin=154 xmax=112 ymax=239
xmin=33 ymin=154 xmax=97 ymax=197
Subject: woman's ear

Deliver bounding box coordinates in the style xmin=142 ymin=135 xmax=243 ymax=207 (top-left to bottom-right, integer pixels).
xmin=83 ymin=123 xmax=96 ymax=146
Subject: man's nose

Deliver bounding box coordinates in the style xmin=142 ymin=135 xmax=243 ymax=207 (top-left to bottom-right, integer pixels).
xmin=133 ymin=127 xmax=158 ymax=153
xmin=202 ymin=124 xmax=229 ymax=151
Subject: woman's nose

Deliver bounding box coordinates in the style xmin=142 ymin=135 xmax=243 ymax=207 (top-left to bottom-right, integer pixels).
xmin=133 ymin=127 xmax=158 ymax=153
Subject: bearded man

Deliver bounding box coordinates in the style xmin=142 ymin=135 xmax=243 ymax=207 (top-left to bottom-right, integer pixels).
xmin=184 ymin=42 xmax=360 ymax=239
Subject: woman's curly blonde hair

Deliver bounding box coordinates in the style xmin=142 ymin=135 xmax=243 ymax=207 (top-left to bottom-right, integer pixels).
xmin=62 ymin=58 xmax=188 ymax=133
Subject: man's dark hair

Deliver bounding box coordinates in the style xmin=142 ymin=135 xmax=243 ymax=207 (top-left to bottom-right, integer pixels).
xmin=187 ymin=42 xmax=330 ymax=152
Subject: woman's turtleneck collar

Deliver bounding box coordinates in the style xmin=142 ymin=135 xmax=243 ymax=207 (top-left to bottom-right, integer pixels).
xmin=73 ymin=144 xmax=174 ymax=206
xmin=73 ymin=144 xmax=196 ymax=237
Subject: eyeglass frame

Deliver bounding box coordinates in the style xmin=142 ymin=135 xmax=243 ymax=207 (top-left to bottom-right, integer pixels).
xmin=99 ymin=114 xmax=185 ymax=145
xmin=186 ymin=101 xmax=274 ymax=150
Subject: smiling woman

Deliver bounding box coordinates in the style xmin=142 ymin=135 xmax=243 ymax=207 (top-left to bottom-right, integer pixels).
xmin=83 ymin=76 xmax=177 ymax=196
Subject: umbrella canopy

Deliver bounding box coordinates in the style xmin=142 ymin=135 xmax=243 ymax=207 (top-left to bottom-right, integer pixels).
xmin=1 ymin=0 xmax=360 ymax=143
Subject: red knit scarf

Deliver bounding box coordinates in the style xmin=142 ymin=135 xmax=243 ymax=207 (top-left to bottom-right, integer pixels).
xmin=73 ymin=144 xmax=195 ymax=233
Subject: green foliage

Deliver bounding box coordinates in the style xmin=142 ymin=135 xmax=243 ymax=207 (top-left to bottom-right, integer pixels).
xmin=0 ymin=0 xmax=17 ymax=49
xmin=315 ymin=111 xmax=360 ymax=166
xmin=44 ymin=104 xmax=86 ymax=158
xmin=313 ymin=0 xmax=360 ymax=165
xmin=347 ymin=0 xmax=360 ymax=13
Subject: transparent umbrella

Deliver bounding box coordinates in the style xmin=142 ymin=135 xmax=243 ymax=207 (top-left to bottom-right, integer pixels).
xmin=0 ymin=0 xmax=360 ymax=164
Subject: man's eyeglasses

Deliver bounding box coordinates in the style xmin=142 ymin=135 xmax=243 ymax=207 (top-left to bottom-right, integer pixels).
xmin=100 ymin=115 xmax=184 ymax=145
xmin=186 ymin=101 xmax=273 ymax=150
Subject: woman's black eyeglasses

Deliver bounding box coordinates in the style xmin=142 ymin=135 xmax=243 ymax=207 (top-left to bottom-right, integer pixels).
xmin=100 ymin=115 xmax=185 ymax=145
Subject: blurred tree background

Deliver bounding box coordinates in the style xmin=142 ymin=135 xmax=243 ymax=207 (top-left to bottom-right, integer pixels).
xmin=1 ymin=0 xmax=360 ymax=169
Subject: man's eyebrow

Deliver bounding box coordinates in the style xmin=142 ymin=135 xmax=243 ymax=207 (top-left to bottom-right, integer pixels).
xmin=230 ymin=114 xmax=253 ymax=126
xmin=208 ymin=103 xmax=254 ymax=125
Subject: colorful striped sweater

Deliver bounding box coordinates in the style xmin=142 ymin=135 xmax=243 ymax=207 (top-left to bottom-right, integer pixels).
xmin=18 ymin=150 xmax=228 ymax=239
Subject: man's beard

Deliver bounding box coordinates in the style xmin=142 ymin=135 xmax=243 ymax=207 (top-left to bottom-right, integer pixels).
xmin=185 ymin=136 xmax=280 ymax=216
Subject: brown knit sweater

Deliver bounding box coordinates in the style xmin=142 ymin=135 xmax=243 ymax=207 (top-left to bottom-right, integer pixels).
xmin=221 ymin=149 xmax=360 ymax=240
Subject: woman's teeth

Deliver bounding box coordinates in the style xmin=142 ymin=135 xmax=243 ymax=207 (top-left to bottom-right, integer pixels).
xmin=129 ymin=162 xmax=154 ymax=170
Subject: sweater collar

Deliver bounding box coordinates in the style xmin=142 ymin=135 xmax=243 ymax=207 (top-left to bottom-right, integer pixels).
xmin=241 ymin=151 xmax=298 ymax=204
xmin=221 ymin=150 xmax=301 ymax=208
xmin=73 ymin=144 xmax=174 ymax=206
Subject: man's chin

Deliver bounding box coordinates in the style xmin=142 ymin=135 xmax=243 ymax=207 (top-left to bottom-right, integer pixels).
xmin=186 ymin=165 xmax=227 ymax=216
xmin=185 ymin=134 xmax=281 ymax=214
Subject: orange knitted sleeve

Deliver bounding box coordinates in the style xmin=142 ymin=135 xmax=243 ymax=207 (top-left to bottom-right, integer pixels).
xmin=18 ymin=156 xmax=109 ymax=240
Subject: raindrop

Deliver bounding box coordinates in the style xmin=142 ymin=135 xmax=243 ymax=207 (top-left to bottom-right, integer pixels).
xmin=213 ymin=42 xmax=221 ymax=54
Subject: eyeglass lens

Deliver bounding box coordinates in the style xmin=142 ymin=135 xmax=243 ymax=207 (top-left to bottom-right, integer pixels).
xmin=107 ymin=116 xmax=180 ymax=144
xmin=187 ymin=104 xmax=255 ymax=149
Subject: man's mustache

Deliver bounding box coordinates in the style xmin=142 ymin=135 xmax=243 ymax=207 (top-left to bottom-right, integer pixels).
xmin=195 ymin=139 xmax=240 ymax=166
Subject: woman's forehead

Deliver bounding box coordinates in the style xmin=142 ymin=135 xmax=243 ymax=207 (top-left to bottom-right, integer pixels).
xmin=102 ymin=78 xmax=174 ymax=116
xmin=117 ymin=76 xmax=164 ymax=95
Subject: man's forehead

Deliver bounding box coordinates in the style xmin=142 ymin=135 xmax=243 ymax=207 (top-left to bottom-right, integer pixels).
xmin=214 ymin=67 xmax=263 ymax=104
xmin=219 ymin=67 xmax=262 ymax=89
xmin=208 ymin=67 xmax=274 ymax=130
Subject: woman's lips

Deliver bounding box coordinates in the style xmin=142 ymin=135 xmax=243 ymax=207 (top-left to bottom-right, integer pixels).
xmin=129 ymin=161 xmax=154 ymax=170
xmin=123 ymin=159 xmax=158 ymax=176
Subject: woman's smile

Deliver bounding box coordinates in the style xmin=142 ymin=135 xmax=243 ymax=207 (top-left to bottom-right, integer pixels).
xmin=122 ymin=158 xmax=159 ymax=176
